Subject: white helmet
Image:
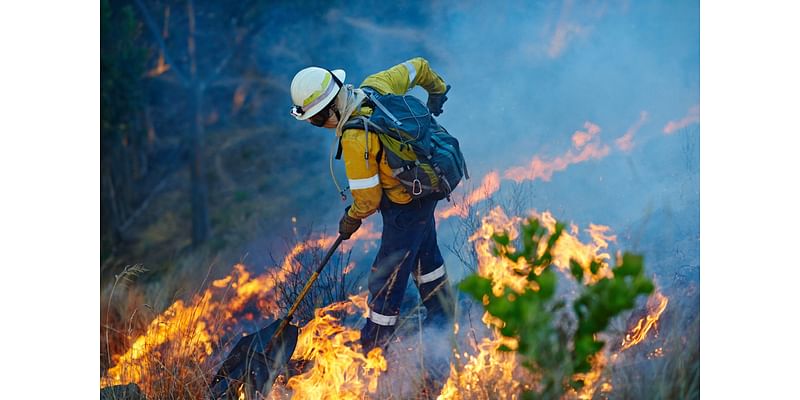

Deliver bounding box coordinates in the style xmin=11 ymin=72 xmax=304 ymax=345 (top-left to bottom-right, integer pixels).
xmin=290 ymin=67 xmax=346 ymax=120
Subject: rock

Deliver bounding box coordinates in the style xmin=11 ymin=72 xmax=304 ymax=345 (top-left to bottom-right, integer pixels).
xmin=100 ymin=383 xmax=147 ymax=400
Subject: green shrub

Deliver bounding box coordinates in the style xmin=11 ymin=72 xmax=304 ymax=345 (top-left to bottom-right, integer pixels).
xmin=459 ymin=216 xmax=654 ymax=399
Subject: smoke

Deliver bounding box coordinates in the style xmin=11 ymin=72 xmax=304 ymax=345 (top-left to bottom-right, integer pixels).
xmin=241 ymin=0 xmax=698 ymax=249
xmin=222 ymin=0 xmax=702 ymax=363
xmin=365 ymin=294 xmax=497 ymax=398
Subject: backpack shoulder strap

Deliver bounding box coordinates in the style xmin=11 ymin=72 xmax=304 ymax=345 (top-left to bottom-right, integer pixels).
xmin=341 ymin=117 xmax=367 ymax=131
xmin=335 ymin=136 xmax=344 ymax=160
xmin=337 ymin=117 xmax=365 ymax=160
xmin=366 ymin=92 xmax=403 ymax=126
xmin=338 ymin=116 xmax=385 ymax=165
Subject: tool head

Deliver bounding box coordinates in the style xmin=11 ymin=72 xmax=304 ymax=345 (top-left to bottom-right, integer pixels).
xmin=210 ymin=319 xmax=298 ymax=399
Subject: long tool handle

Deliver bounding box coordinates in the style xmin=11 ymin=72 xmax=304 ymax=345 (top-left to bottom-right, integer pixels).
xmin=269 ymin=235 xmax=343 ymax=344
xmin=286 ymin=235 xmax=343 ymax=321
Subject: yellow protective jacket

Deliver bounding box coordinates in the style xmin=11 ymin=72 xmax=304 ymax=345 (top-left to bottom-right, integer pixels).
xmin=343 ymin=57 xmax=448 ymax=220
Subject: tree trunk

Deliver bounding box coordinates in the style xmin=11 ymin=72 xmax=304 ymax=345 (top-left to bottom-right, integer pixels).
xmin=187 ymin=0 xmax=209 ymax=247
xmin=190 ymin=85 xmax=210 ymax=246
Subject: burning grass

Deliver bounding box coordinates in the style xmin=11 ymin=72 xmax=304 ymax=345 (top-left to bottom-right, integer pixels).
xmin=101 ymin=206 xmax=696 ymax=399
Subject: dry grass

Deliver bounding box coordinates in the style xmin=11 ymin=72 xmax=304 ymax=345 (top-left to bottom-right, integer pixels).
xmin=102 ymin=192 xmax=699 ymax=399
xmin=101 ymin=234 xmax=366 ymax=399
xmin=266 ymin=233 xmax=364 ymax=325
xmin=102 ymin=271 xmax=699 ymax=400
xmin=602 ymin=291 xmax=700 ymax=400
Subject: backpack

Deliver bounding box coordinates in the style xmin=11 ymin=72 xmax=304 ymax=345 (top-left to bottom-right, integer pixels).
xmin=339 ymin=87 xmax=469 ymax=201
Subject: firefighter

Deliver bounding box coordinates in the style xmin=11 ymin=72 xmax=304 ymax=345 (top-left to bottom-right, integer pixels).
xmin=289 ymin=58 xmax=455 ymax=351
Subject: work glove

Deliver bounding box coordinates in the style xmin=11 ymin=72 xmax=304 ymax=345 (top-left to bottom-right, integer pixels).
xmin=339 ymin=206 xmax=362 ymax=240
xmin=427 ymin=84 xmax=451 ymax=116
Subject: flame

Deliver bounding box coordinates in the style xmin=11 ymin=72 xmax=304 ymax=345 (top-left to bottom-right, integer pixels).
xmin=232 ymin=83 xmax=248 ymax=114
xmin=278 ymin=294 xmax=387 ymax=399
xmin=531 ymin=211 xmax=615 ymax=283
xmin=436 ymin=209 xmax=530 ymax=399
xmin=104 ymin=203 xmax=670 ymax=399
xmin=663 ymin=105 xmax=700 ymax=134
xmin=572 ymin=352 xmax=606 ymax=399
xmin=438 ymin=171 xmax=501 ymax=220
xmin=503 ymin=130 xmax=611 ymax=182
xmin=615 ymin=111 xmax=649 ymax=152
xmin=437 ymin=122 xmax=610 ymax=222
xmin=620 ymin=291 xmax=669 ymax=351
xmin=468 ymin=207 xmax=527 ymax=295
xmin=572 ymin=122 xmax=601 ymax=148
xmin=342 ymin=261 xmax=356 ymax=275
xmin=439 ymin=207 xmax=621 ymax=399
xmin=146 ymin=5 xmax=171 ymax=78
xmin=146 ymin=55 xmax=170 ymax=77
xmin=345 ymin=220 xmax=381 ymax=253
xmin=102 ymin=235 xmax=340 ymax=395
xmin=437 ymin=334 xmax=522 ymax=399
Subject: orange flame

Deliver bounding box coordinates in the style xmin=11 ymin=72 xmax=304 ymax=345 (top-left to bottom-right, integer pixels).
xmin=663 ymin=105 xmax=700 ymax=134
xmin=104 ymin=201 xmax=670 ymax=399
xmin=551 ymin=214 xmax=613 ymax=281
xmin=437 ymin=122 xmax=610 ymax=222
xmin=232 ymin=83 xmax=248 ymax=114
xmin=503 ymin=138 xmax=610 ymax=183
xmin=437 ymin=332 xmax=522 ymax=399
xmin=278 ymin=293 xmax=387 ymax=399
xmin=344 ymin=220 xmax=381 ymax=254
xmin=572 ymin=352 xmax=607 ymax=399
xmin=438 ymin=171 xmax=501 ymax=220
xmin=620 ymin=291 xmax=669 ymax=351
xmin=572 ymin=122 xmax=601 ymax=148
xmin=467 ymin=207 xmax=617 ymax=295
xmin=615 ymin=111 xmax=649 ymax=152
xmin=102 ymin=235 xmax=343 ymax=395
xmin=439 ymin=207 xmax=622 ymax=399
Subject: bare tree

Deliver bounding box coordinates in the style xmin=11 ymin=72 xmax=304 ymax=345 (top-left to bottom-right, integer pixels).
xmin=132 ymin=0 xmax=267 ymax=246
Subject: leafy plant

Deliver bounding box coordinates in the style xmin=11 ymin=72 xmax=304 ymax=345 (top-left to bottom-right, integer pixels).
xmin=459 ymin=217 xmax=654 ymax=399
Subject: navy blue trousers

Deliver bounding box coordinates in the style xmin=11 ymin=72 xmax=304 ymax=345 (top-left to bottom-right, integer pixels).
xmin=360 ymin=195 xmax=454 ymax=351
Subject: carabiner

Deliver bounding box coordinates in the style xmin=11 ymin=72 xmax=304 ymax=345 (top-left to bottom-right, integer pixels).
xmin=412 ymin=179 xmax=423 ymax=196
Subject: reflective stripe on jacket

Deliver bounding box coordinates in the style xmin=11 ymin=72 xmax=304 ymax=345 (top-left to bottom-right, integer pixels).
xmin=343 ymin=57 xmax=448 ymax=220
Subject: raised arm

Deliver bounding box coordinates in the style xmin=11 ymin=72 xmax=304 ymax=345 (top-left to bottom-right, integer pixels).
xmin=360 ymin=57 xmax=448 ymax=96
